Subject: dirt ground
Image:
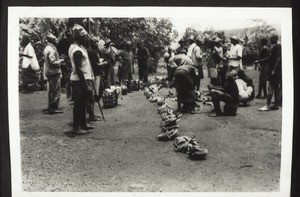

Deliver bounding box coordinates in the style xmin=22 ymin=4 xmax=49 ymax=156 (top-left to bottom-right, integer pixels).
xmin=19 ymin=65 xmax=282 ymax=192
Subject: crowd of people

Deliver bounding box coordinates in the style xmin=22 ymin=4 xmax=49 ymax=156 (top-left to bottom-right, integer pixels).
xmin=165 ymin=34 xmax=282 ymax=116
xmin=19 ymin=21 xmax=282 ymax=134
xmin=20 ymin=23 xmax=151 ymax=134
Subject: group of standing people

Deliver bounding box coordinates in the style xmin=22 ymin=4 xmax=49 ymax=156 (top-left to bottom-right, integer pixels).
xmin=256 ymin=35 xmax=282 ymax=111
xmin=166 ymin=33 xmax=281 ymax=116
xmin=20 ymin=22 xmax=151 ymax=134
xmin=19 ymin=21 xmax=282 ymax=133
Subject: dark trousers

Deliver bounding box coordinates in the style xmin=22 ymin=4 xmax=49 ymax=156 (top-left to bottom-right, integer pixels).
xmin=138 ymin=62 xmax=148 ymax=83
xmin=72 ymin=81 xmax=91 ymax=129
xmin=47 ymin=74 xmax=61 ymax=111
xmin=210 ymin=90 xmax=236 ymax=114
xmin=267 ymin=79 xmax=281 ymax=106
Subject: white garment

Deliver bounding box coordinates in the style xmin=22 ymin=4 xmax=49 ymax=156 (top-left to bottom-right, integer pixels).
xmin=187 ymin=43 xmax=196 ymax=58
xmin=69 ymin=44 xmax=94 ymax=81
xmin=191 ymin=45 xmax=203 ymax=67
xmin=228 ymin=44 xmax=243 ymax=68
xmin=235 ymin=79 xmax=253 ymax=99
xmin=22 ymin=43 xmax=40 ymax=71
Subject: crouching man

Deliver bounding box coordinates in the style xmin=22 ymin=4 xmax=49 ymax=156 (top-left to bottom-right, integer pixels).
xmin=208 ymin=70 xmax=239 ymax=117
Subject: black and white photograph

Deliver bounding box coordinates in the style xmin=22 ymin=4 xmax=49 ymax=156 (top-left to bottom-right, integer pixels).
xmin=7 ymin=7 xmax=293 ymax=197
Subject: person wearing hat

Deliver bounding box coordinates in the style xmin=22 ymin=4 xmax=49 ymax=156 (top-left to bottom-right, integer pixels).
xmin=259 ymin=34 xmax=282 ymax=111
xmin=19 ymin=35 xmax=40 ymax=91
xmin=207 ymin=70 xmax=239 ymax=117
xmin=101 ymin=38 xmax=117 ymax=85
xmin=120 ymin=41 xmax=134 ymax=81
xmin=191 ymin=37 xmax=204 ymax=91
xmin=68 ymin=24 xmax=95 ymax=134
xmin=164 ymin=47 xmax=174 ymax=77
xmin=254 ymin=37 xmax=269 ymax=99
xmin=43 ymin=33 xmax=65 ymax=114
xmin=214 ymin=37 xmax=226 ymax=86
xmin=176 ymin=38 xmax=186 ymax=55
xmin=187 ymin=35 xmax=196 ymax=58
xmin=207 ymin=37 xmax=223 ymax=86
xmin=137 ymin=41 xmax=150 ymax=83
xmin=227 ymin=35 xmax=243 ymax=72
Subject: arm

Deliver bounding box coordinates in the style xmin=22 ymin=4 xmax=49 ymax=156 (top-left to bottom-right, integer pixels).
xmin=271 ymin=56 xmax=282 ymax=74
xmin=74 ymin=51 xmax=88 ymax=88
xmin=48 ymin=51 xmax=64 ymax=68
xmin=19 ymin=53 xmax=33 ymax=58
xmin=255 ymin=56 xmax=269 ymax=64
xmin=207 ymin=83 xmax=224 ymax=91
xmin=195 ymin=47 xmax=203 ymax=61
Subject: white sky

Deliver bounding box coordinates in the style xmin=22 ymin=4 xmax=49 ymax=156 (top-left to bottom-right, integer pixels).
xmin=170 ymin=17 xmax=280 ymax=33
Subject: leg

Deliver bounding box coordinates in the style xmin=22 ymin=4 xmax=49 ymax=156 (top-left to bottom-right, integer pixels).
xmin=143 ymin=65 xmax=148 ymax=83
xmin=267 ymin=81 xmax=274 ymax=107
xmin=177 ymin=100 xmax=182 ymax=112
xmin=210 ymin=91 xmax=221 ymax=114
xmin=51 ymin=75 xmax=61 ymax=110
xmin=109 ymin=63 xmax=115 ymax=84
xmin=72 ymin=82 xmax=82 ymax=131
xmin=262 ymin=82 xmax=267 ymax=97
xmin=138 ymin=65 xmax=143 ymax=81
xmin=256 ymin=83 xmax=262 ymax=98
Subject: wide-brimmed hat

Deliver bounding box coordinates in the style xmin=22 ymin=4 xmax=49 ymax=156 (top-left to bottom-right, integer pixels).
xmin=196 ymin=37 xmax=203 ymax=43
xmin=46 ymin=33 xmax=57 ymax=42
xmin=72 ymin=24 xmax=88 ymax=39
xmin=228 ymin=70 xmax=237 ymax=78
xmin=105 ymin=38 xmax=111 ymax=45
xmin=214 ymin=37 xmax=222 ymax=43
xmin=189 ymin=35 xmax=195 ymax=41
xmin=180 ymin=48 xmax=187 ymax=54
xmin=178 ymin=38 xmax=185 ymax=44
xmin=125 ymin=41 xmax=132 ymax=46
xmin=230 ymin=36 xmax=239 ymax=41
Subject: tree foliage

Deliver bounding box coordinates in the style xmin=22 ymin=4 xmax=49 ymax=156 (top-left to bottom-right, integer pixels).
xmin=19 ymin=17 xmax=177 ymax=73
xmin=242 ymin=19 xmax=278 ymax=64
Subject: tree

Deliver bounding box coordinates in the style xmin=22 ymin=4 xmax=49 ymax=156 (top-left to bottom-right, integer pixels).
xmin=242 ymin=19 xmax=278 ymax=65
xmin=96 ymin=17 xmax=177 ymax=73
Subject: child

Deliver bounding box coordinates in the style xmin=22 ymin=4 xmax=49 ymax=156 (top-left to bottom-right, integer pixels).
xmin=115 ymin=55 xmax=124 ymax=85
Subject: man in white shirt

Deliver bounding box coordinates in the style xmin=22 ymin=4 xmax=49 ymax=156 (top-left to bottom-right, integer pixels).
xmin=191 ymin=37 xmax=204 ymax=91
xmin=19 ymin=35 xmax=40 ymax=90
xmin=187 ymin=35 xmax=196 ymax=58
xmin=227 ymin=36 xmax=243 ymax=71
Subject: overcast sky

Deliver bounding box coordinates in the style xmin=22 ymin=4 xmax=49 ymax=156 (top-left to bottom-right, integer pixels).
xmin=170 ymin=18 xmax=280 ymax=33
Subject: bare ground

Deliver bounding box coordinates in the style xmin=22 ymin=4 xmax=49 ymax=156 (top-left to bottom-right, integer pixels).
xmin=19 ymin=66 xmax=281 ymax=192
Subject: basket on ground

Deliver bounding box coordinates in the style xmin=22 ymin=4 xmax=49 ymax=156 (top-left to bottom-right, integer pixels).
xmin=102 ymin=89 xmax=118 ymax=108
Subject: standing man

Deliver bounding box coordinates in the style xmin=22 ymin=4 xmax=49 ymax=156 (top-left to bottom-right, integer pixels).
xmin=101 ymin=38 xmax=116 ymax=85
xmin=19 ymin=35 xmax=40 ymax=90
xmin=254 ymin=37 xmax=269 ymax=99
xmin=137 ymin=41 xmax=150 ymax=83
xmin=227 ymin=36 xmax=243 ymax=72
xmin=187 ymin=35 xmax=196 ymax=58
xmin=259 ymin=34 xmax=282 ymax=111
xmin=191 ymin=37 xmax=204 ymax=91
xmin=121 ymin=41 xmax=134 ymax=81
xmin=43 ymin=33 xmax=65 ymax=114
xmin=68 ymin=24 xmax=95 ymax=134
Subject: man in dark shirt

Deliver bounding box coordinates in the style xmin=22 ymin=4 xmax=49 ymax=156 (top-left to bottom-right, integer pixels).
xmin=208 ymin=70 xmax=239 ymax=116
xmin=259 ymin=34 xmax=282 ymax=111
xmin=137 ymin=41 xmax=150 ymax=83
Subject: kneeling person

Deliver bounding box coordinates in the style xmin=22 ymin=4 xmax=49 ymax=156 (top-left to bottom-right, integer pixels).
xmin=208 ymin=70 xmax=239 ymax=116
